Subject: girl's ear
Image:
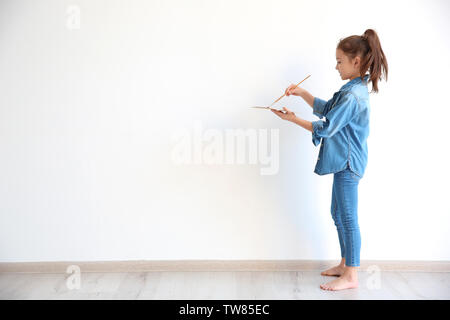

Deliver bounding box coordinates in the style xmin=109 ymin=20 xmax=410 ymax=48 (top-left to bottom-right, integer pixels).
xmin=353 ymin=56 xmax=361 ymax=68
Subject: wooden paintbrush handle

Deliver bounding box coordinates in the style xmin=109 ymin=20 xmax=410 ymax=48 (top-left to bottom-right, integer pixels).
xmin=269 ymin=74 xmax=311 ymax=107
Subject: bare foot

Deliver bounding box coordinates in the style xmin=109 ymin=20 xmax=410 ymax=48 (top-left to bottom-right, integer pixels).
xmin=320 ymin=275 xmax=358 ymax=291
xmin=321 ymin=265 xmax=345 ymax=277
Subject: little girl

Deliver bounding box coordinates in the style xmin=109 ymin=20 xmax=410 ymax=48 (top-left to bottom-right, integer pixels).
xmin=272 ymin=29 xmax=388 ymax=291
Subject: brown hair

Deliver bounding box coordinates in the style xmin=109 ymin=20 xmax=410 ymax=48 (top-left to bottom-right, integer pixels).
xmin=337 ymin=29 xmax=388 ymax=93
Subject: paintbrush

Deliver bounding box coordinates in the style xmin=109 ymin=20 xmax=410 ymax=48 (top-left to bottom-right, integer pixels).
xmin=251 ymin=74 xmax=311 ymax=110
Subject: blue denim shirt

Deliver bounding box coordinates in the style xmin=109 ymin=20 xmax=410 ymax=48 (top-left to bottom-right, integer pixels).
xmin=311 ymin=75 xmax=370 ymax=178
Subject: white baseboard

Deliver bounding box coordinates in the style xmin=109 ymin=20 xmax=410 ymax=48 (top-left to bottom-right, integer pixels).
xmin=1 ymin=260 xmax=449 ymax=273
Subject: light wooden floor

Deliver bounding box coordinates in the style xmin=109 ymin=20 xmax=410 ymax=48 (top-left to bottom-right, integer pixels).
xmin=0 ymin=271 xmax=449 ymax=300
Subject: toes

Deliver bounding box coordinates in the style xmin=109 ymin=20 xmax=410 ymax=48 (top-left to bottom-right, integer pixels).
xmin=321 ymin=270 xmax=332 ymax=276
xmin=320 ymin=281 xmax=336 ymax=291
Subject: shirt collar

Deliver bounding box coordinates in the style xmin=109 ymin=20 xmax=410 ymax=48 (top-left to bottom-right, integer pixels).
xmin=341 ymin=74 xmax=369 ymax=90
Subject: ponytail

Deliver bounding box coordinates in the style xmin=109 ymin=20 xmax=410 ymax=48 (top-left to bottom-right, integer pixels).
xmin=337 ymin=29 xmax=388 ymax=93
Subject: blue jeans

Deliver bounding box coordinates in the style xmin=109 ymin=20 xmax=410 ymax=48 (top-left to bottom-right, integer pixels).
xmin=331 ymin=165 xmax=362 ymax=267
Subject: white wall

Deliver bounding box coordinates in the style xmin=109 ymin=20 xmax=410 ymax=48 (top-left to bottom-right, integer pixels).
xmin=1 ymin=0 xmax=449 ymax=262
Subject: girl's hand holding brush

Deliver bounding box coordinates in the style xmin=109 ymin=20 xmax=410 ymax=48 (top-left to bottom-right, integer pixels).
xmin=285 ymin=83 xmax=305 ymax=97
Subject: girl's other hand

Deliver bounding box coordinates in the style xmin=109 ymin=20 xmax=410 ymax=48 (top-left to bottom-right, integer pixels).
xmin=271 ymin=107 xmax=296 ymax=122
xmin=285 ymin=84 xmax=303 ymax=96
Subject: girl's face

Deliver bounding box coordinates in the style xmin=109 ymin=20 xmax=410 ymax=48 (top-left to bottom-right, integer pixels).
xmin=335 ymin=49 xmax=361 ymax=80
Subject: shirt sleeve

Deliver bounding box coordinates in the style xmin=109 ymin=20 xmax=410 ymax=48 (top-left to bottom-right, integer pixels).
xmin=312 ymin=91 xmax=340 ymax=119
xmin=312 ymin=97 xmax=328 ymax=119
xmin=311 ymin=92 xmax=362 ymax=146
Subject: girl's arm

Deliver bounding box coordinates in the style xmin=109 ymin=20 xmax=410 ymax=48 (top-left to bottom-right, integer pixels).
xmin=298 ymin=88 xmax=315 ymax=109
xmin=290 ymin=116 xmax=313 ymax=133
xmin=271 ymin=108 xmax=313 ymax=133
xmin=285 ymin=84 xmax=315 ymax=108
